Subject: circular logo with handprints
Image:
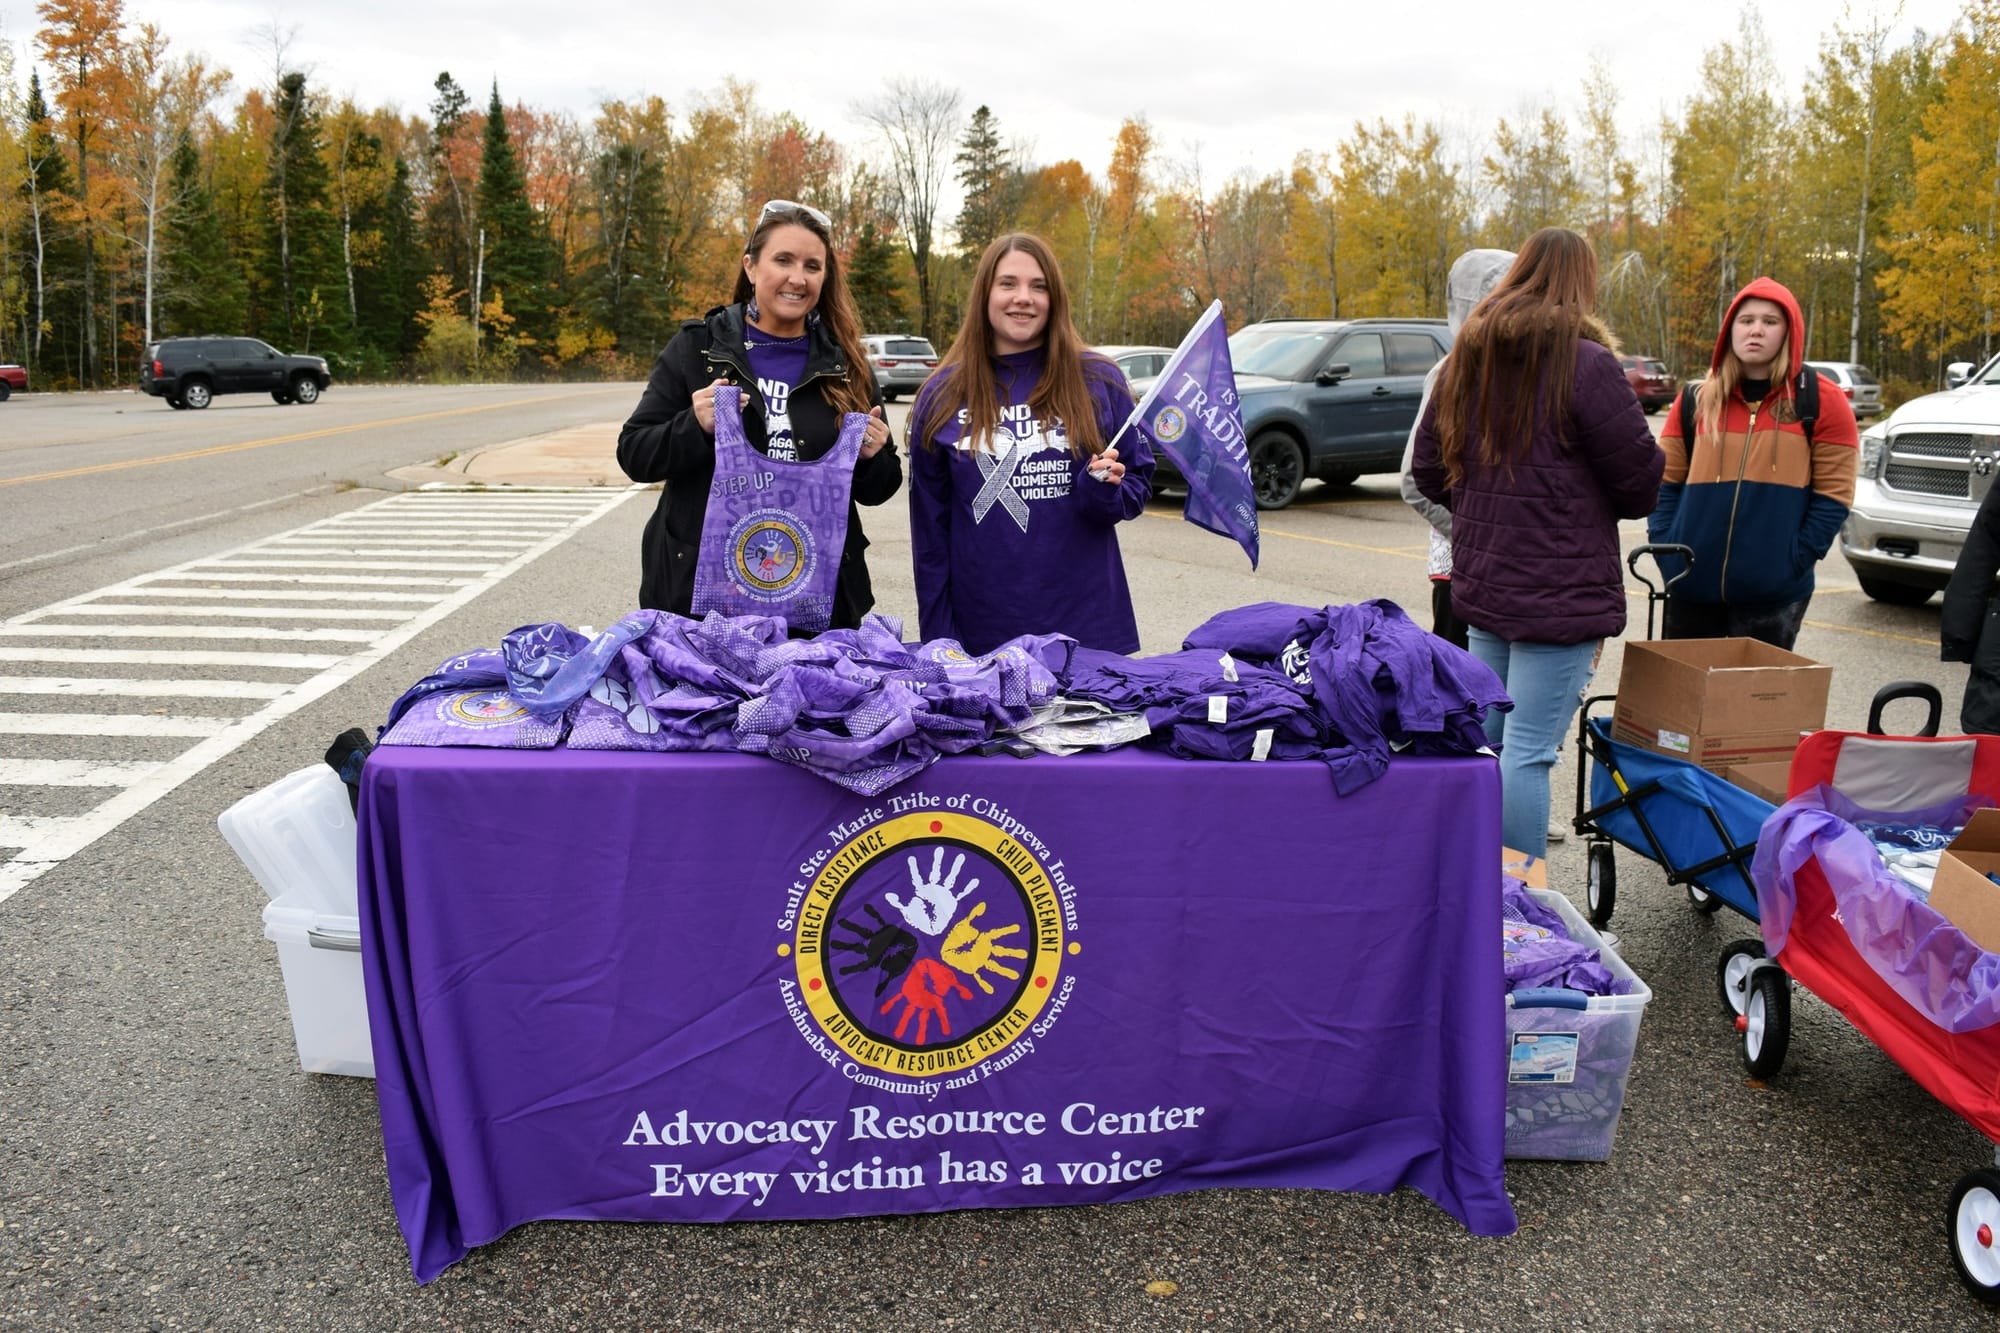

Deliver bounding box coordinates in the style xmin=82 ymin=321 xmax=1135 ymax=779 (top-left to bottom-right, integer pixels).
xmin=792 ymin=811 xmax=1066 ymax=1078
xmin=446 ymin=690 xmax=529 ymax=726
xmin=727 ymin=512 xmax=815 ymax=597
xmin=1151 ymin=406 xmax=1188 ymax=443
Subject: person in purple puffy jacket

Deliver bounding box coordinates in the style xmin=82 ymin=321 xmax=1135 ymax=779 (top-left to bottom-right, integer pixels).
xmin=1412 ymin=228 xmax=1663 ymax=857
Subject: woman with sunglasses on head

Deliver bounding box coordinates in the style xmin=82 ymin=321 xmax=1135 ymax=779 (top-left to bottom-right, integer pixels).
xmin=617 ymin=200 xmax=901 ymax=632
xmin=907 ymin=232 xmax=1154 ymax=655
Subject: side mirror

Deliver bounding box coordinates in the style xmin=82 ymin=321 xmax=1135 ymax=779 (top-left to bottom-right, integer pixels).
xmin=1314 ymin=362 xmax=1352 ymax=386
xmin=1946 ymin=361 xmax=1974 ymax=389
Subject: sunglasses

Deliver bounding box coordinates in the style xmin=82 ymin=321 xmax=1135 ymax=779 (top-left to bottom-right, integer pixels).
xmin=759 ymin=199 xmax=832 ymax=232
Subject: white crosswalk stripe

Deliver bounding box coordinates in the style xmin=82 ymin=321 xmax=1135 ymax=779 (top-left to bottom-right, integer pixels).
xmin=0 ymin=484 xmax=641 ymax=905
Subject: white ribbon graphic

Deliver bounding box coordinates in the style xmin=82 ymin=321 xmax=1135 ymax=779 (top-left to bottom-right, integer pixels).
xmin=971 ymin=437 xmax=1032 ymax=531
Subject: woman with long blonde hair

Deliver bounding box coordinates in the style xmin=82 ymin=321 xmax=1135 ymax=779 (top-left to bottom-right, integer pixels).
xmin=1647 ymin=278 xmax=1858 ymax=649
xmin=1412 ymin=227 xmax=1663 ymax=857
xmin=907 ymin=232 xmax=1155 ymax=654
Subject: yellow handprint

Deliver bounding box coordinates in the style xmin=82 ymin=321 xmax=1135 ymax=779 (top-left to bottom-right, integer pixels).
xmin=939 ymin=902 xmax=1028 ymax=995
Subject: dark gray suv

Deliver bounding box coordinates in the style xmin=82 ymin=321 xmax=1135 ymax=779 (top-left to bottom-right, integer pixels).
xmin=1150 ymin=317 xmax=1451 ymax=510
xmin=139 ymin=336 xmax=332 ymax=410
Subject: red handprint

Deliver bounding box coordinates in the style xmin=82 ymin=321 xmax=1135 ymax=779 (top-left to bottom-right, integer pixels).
xmin=880 ymin=958 xmax=972 ymax=1044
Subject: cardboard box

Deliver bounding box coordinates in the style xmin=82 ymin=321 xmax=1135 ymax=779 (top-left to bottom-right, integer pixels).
xmin=1724 ymin=760 xmax=1794 ymax=806
xmin=1502 ymin=847 xmax=1547 ymax=890
xmin=1930 ymin=809 xmax=2000 ymax=955
xmin=1612 ymin=638 xmax=1829 ymax=775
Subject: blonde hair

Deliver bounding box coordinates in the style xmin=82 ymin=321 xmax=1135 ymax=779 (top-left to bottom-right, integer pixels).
xmin=1696 ymin=314 xmax=1794 ymax=435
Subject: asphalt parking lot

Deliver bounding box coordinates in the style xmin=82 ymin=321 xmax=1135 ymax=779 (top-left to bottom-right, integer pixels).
xmin=4 ymin=392 xmax=1998 ymax=1329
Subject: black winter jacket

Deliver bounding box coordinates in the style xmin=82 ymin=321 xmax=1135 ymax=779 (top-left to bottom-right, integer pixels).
xmin=615 ymin=303 xmax=903 ymax=625
xmin=1941 ymin=483 xmax=2000 ymax=733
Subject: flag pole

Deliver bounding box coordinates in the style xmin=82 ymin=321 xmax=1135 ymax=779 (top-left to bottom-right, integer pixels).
xmin=1105 ymin=300 xmax=1223 ymax=456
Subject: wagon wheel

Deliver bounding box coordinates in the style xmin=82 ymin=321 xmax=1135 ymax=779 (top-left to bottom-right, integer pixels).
xmin=1948 ymin=1168 xmax=2000 ymax=1305
xmin=1585 ymin=841 xmax=1616 ymax=927
xmin=1739 ymin=966 xmax=1791 ymax=1078
xmin=1717 ymin=939 xmax=1766 ymax=1016
xmin=1686 ymin=883 xmax=1726 ymax=915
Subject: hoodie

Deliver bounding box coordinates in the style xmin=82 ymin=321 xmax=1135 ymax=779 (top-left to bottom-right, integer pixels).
xmin=1647 ymin=277 xmax=1858 ymax=608
xmin=1400 ymin=249 xmax=1517 ymax=575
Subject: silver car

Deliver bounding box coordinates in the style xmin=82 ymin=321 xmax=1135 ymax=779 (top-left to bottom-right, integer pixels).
xmin=1094 ymin=344 xmax=1175 ymax=387
xmin=1839 ymin=352 xmax=2000 ymax=604
xmin=1806 ymin=360 xmax=1884 ymax=420
xmin=860 ymin=334 xmax=937 ymax=402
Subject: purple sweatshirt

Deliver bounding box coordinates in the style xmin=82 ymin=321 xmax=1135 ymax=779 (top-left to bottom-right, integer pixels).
xmin=908 ymin=348 xmax=1154 ymax=655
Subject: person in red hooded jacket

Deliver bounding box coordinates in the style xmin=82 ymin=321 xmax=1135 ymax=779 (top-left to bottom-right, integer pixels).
xmin=1648 ymin=278 xmax=1858 ymax=650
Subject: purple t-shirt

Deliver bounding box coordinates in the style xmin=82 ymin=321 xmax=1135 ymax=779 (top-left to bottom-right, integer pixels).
xmin=908 ymin=348 xmax=1154 ymax=655
xmin=743 ymin=329 xmax=811 ymax=461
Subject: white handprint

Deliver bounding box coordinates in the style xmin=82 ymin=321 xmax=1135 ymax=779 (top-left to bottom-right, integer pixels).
xmin=884 ymin=848 xmax=981 ymax=937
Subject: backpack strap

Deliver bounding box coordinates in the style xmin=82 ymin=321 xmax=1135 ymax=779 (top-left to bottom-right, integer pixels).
xmin=1793 ymin=365 xmax=1819 ymax=445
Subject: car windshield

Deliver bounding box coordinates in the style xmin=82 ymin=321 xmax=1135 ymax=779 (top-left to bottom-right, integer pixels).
xmin=1644 ymin=360 xmax=1669 ymax=375
xmin=1229 ymin=327 xmax=1337 ymax=380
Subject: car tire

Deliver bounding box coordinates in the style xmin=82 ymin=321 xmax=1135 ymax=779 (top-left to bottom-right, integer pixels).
xmin=0 ymin=380 xmax=11 ymax=402
xmin=880 ymin=390 xmax=897 ymax=403
xmin=1319 ymin=467 xmax=1360 ymax=488
xmin=181 ymin=379 xmax=213 ymax=410
xmin=1857 ymin=573 xmax=1936 ymax=607
xmin=290 ymin=375 xmax=320 ymax=405
xmin=1249 ymin=431 xmax=1305 ymax=510
xmin=272 ymin=390 xmax=293 ymax=405
xmin=167 ymin=395 xmax=187 ymax=410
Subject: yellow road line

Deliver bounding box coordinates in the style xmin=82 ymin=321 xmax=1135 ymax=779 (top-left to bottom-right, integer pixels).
xmin=1141 ymin=507 xmax=1422 ymax=559
xmin=0 ymin=390 xmax=627 ymax=488
xmin=1148 ymin=507 xmax=1938 ymax=647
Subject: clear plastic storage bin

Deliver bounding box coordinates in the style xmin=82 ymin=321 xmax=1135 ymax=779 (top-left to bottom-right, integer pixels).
xmin=262 ymin=896 xmax=374 ymax=1078
xmin=1505 ymin=888 xmax=1652 ymax=1161
xmin=217 ymin=763 xmax=358 ymax=917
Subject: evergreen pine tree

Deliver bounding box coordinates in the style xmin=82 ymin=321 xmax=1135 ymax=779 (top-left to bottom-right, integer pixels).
xmin=954 ymin=106 xmax=1017 ymax=259
xmin=476 ymin=82 xmax=555 ymax=357
xmin=261 ymin=71 xmax=344 ymax=353
xmin=846 ymin=222 xmax=907 ymax=333
xmin=158 ymin=131 xmax=247 ymax=338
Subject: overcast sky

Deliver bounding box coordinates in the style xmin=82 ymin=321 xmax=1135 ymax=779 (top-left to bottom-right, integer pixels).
xmin=0 ymin=0 xmax=1970 ymax=183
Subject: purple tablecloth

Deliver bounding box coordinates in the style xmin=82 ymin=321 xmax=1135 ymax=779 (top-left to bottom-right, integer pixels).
xmin=359 ymin=746 xmax=1516 ymax=1282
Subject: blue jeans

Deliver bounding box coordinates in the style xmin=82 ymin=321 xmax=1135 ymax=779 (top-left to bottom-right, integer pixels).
xmin=1466 ymin=629 xmax=1601 ymax=859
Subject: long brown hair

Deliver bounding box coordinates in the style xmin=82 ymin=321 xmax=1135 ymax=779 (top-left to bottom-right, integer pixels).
xmin=912 ymin=232 xmax=1120 ymax=456
xmin=732 ymin=204 xmax=873 ymax=417
xmin=1432 ymin=227 xmax=1598 ymax=486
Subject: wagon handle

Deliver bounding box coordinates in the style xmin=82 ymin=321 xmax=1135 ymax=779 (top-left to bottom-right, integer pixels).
xmin=1627 ymin=544 xmax=1694 ymax=639
xmin=1867 ymin=680 xmax=1943 ymax=737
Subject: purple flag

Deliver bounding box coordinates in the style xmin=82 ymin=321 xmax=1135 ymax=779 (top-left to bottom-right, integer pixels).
xmin=1119 ymin=301 xmax=1260 ymax=568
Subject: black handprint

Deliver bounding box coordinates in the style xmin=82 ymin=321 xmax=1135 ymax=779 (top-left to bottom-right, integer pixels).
xmin=828 ymin=903 xmax=918 ymax=997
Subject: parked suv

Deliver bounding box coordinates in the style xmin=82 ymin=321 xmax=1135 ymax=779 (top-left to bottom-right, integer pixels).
xmin=139 ymin=336 xmax=331 ymax=410
xmin=1618 ymin=355 xmax=1676 ymax=412
xmin=1839 ymin=352 xmax=2000 ymax=604
xmin=0 ymin=362 xmax=24 ymax=401
xmin=1805 ymin=360 xmax=1883 ymax=419
xmin=1151 ymin=317 xmax=1450 ymax=510
xmin=859 ymin=334 xmax=937 ymax=402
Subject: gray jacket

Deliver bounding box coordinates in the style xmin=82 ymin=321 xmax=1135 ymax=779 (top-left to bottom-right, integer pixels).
xmin=1398 ymin=249 xmax=1517 ymax=560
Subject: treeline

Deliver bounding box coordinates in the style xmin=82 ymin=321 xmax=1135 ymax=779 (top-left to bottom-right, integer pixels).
xmin=1 ymin=2 xmax=1997 ymax=402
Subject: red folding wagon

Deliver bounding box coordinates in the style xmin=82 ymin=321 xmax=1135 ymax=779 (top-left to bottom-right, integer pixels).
xmin=1745 ymin=702 xmax=2000 ymax=1304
